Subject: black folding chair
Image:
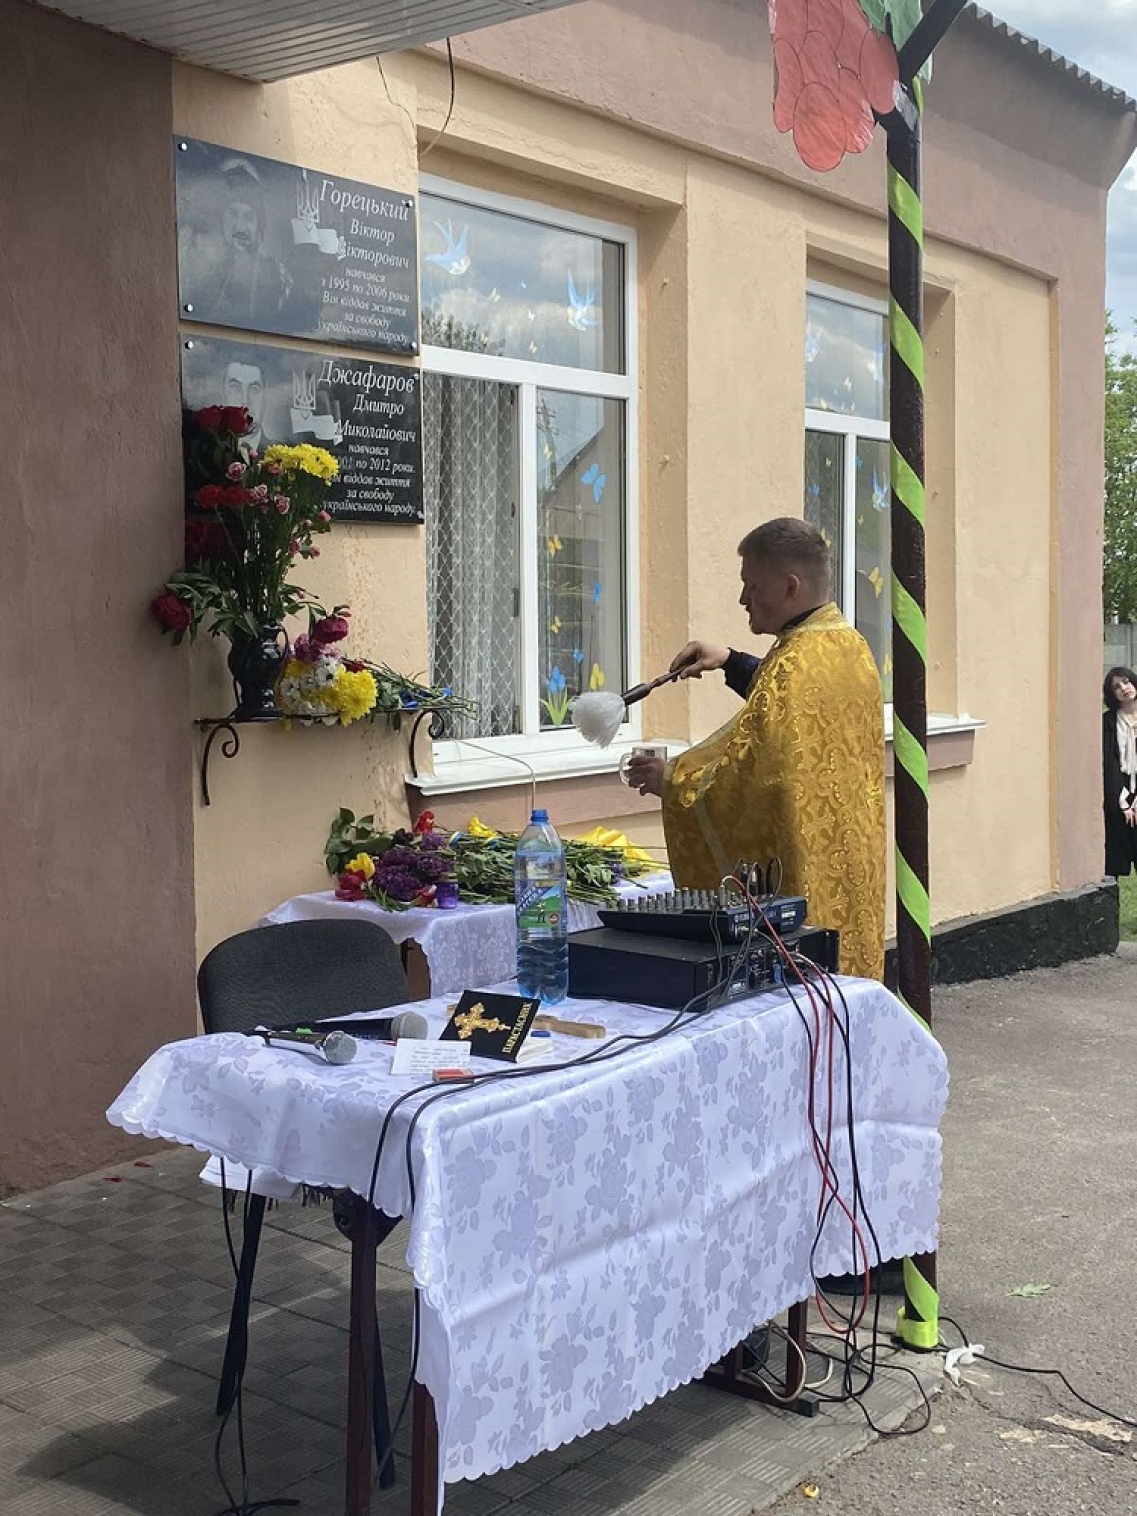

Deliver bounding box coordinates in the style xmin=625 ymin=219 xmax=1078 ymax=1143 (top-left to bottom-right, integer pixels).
xmin=198 ymin=919 xmax=411 ymax=1488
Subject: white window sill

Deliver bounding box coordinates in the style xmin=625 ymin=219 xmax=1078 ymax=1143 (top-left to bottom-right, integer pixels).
xmin=407 ymin=735 xmax=690 ymax=796
xmin=408 ymin=713 xmax=983 ymax=796
xmin=885 ymin=712 xmax=985 ymax=741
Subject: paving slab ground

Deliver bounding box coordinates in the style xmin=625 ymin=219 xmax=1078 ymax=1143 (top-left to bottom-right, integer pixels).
xmin=8 ymin=949 xmax=1136 ymax=1516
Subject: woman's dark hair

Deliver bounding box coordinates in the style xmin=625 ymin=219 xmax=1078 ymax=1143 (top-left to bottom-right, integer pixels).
xmin=1103 ymin=666 xmax=1137 ymax=711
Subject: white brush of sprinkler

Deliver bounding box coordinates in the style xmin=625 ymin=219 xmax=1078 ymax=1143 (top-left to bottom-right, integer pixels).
xmin=570 ymin=655 xmax=696 ymax=748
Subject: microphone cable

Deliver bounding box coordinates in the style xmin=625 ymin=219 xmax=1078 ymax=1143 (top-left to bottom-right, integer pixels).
xmin=213 ymin=1159 xmax=299 ymax=1516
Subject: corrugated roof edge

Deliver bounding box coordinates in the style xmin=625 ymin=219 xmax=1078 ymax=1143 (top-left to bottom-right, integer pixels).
xmin=969 ymin=5 xmax=1137 ymax=112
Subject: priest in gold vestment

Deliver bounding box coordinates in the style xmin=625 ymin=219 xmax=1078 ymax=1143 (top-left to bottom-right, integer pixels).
xmin=626 ymin=519 xmax=886 ymax=980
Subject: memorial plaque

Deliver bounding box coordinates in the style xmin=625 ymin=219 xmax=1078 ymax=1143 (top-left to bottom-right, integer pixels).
xmin=175 ymin=138 xmax=418 ymax=354
xmin=181 ymin=335 xmax=423 ymax=524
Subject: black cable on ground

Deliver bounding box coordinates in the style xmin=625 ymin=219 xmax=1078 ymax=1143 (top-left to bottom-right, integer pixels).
xmin=939 ymin=1313 xmax=1137 ymax=1430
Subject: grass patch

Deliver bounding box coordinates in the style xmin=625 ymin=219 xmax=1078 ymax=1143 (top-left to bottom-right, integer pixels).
xmin=1120 ymin=873 xmax=1137 ymax=942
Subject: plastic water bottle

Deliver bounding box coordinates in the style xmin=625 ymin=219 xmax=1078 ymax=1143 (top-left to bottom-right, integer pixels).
xmin=514 ymin=808 xmax=569 ymax=1004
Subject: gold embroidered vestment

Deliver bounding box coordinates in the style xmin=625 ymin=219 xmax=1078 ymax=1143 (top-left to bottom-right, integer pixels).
xmin=661 ymin=603 xmax=886 ymax=979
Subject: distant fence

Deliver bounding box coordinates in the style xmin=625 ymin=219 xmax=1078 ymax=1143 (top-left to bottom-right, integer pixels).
xmin=1105 ymin=623 xmax=1137 ymax=672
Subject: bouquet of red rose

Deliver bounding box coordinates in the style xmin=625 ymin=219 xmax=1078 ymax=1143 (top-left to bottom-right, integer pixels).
xmin=150 ymin=405 xmax=338 ymax=644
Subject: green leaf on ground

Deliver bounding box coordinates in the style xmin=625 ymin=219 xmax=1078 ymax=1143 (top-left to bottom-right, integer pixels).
xmin=1008 ymin=1283 xmax=1053 ymax=1298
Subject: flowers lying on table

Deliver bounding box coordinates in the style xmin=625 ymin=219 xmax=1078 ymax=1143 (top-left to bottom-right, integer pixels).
xmin=325 ymin=810 xmax=658 ymax=910
xmin=334 ymin=812 xmax=457 ymax=909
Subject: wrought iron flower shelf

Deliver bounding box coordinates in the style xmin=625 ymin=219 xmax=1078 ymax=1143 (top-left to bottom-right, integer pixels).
xmin=194 ymin=706 xmax=452 ymax=804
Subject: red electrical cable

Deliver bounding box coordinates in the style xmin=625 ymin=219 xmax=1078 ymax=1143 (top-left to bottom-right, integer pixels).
xmin=728 ymin=878 xmax=873 ymax=1328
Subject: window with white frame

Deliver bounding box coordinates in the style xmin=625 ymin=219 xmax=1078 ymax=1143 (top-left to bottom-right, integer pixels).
xmin=418 ymin=180 xmax=636 ymax=751
xmin=804 ymin=285 xmax=892 ymax=701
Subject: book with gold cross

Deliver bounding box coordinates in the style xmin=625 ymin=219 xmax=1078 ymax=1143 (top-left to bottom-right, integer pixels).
xmin=440 ymin=990 xmax=542 ymax=1062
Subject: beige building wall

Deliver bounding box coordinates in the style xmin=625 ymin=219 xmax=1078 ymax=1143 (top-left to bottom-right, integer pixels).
xmin=180 ymin=12 xmax=1122 ymax=962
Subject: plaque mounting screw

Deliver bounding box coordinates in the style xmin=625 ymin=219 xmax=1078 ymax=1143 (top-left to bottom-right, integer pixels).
xmin=184 ymin=303 xmax=194 ymax=314
xmin=178 ymin=141 xmax=188 ymax=151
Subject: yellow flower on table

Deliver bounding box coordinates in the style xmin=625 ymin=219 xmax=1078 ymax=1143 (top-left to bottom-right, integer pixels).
xmin=575 ymin=825 xmax=658 ymax=870
xmin=347 ymin=852 xmax=376 ymax=880
xmin=466 ymin=817 xmax=498 ymax=840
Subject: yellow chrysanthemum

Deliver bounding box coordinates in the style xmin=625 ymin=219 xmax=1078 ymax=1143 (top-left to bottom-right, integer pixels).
xmin=263 ymin=443 xmax=339 ymax=482
xmin=330 ymin=667 xmax=377 ymax=724
xmin=347 ymin=852 xmax=376 ymax=879
xmin=282 ymin=657 xmax=308 ymax=680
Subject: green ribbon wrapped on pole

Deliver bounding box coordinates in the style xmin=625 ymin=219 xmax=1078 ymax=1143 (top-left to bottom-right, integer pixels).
xmin=767 ymin=0 xmax=971 ymax=1352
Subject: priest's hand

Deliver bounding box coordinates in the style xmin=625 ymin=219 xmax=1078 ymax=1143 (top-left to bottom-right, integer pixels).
xmin=670 ymin=640 xmax=729 ymax=679
xmin=624 ymin=754 xmax=665 ymax=798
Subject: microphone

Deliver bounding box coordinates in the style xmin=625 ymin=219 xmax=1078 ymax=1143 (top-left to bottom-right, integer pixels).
xmin=318 ymin=1009 xmax=431 ymax=1043
xmin=254 ymin=1027 xmax=358 ymax=1065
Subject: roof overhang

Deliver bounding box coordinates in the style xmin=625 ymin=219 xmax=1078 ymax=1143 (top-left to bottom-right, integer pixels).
xmin=29 ymin=0 xmax=585 ymax=81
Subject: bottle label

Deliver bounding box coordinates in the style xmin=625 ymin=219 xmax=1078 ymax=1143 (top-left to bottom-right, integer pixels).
xmin=517 ymin=883 xmax=565 ymax=931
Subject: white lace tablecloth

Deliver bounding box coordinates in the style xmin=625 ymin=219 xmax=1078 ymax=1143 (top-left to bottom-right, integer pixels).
xmin=108 ymin=978 xmax=946 ymax=1496
xmin=260 ymin=873 xmax=674 ymax=994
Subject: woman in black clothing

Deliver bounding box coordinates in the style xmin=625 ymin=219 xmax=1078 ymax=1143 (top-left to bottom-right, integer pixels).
xmin=1103 ymin=665 xmax=1137 ymax=877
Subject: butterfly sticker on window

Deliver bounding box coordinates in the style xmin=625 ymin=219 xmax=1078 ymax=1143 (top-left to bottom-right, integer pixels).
xmin=572 ymin=647 xmax=584 ymax=665
xmin=871 ymin=471 xmax=889 ymax=512
xmin=580 ymin=463 xmax=607 ymax=503
xmin=567 ymin=273 xmax=600 ymax=332
xmin=547 ymin=535 xmax=562 ymax=556
xmin=590 ymin=582 xmax=603 ymax=605
xmin=425 ymin=220 xmax=470 ymax=277
xmin=550 ymin=616 xmax=562 ymax=634
xmin=868 ymin=566 xmax=884 ymax=598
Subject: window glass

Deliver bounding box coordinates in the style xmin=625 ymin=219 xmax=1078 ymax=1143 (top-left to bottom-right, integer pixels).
xmin=421 ymin=193 xmax=624 ymax=374
xmin=536 ymin=392 xmax=625 ymax=727
xmin=805 ymin=293 xmax=886 ymax=419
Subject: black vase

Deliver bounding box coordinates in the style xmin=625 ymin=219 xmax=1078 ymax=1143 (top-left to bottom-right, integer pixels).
xmin=227 ymin=624 xmax=288 ymax=720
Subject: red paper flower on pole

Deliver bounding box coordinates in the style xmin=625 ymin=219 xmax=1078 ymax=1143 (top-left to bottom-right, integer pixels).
xmin=768 ymin=0 xmax=900 ymax=172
